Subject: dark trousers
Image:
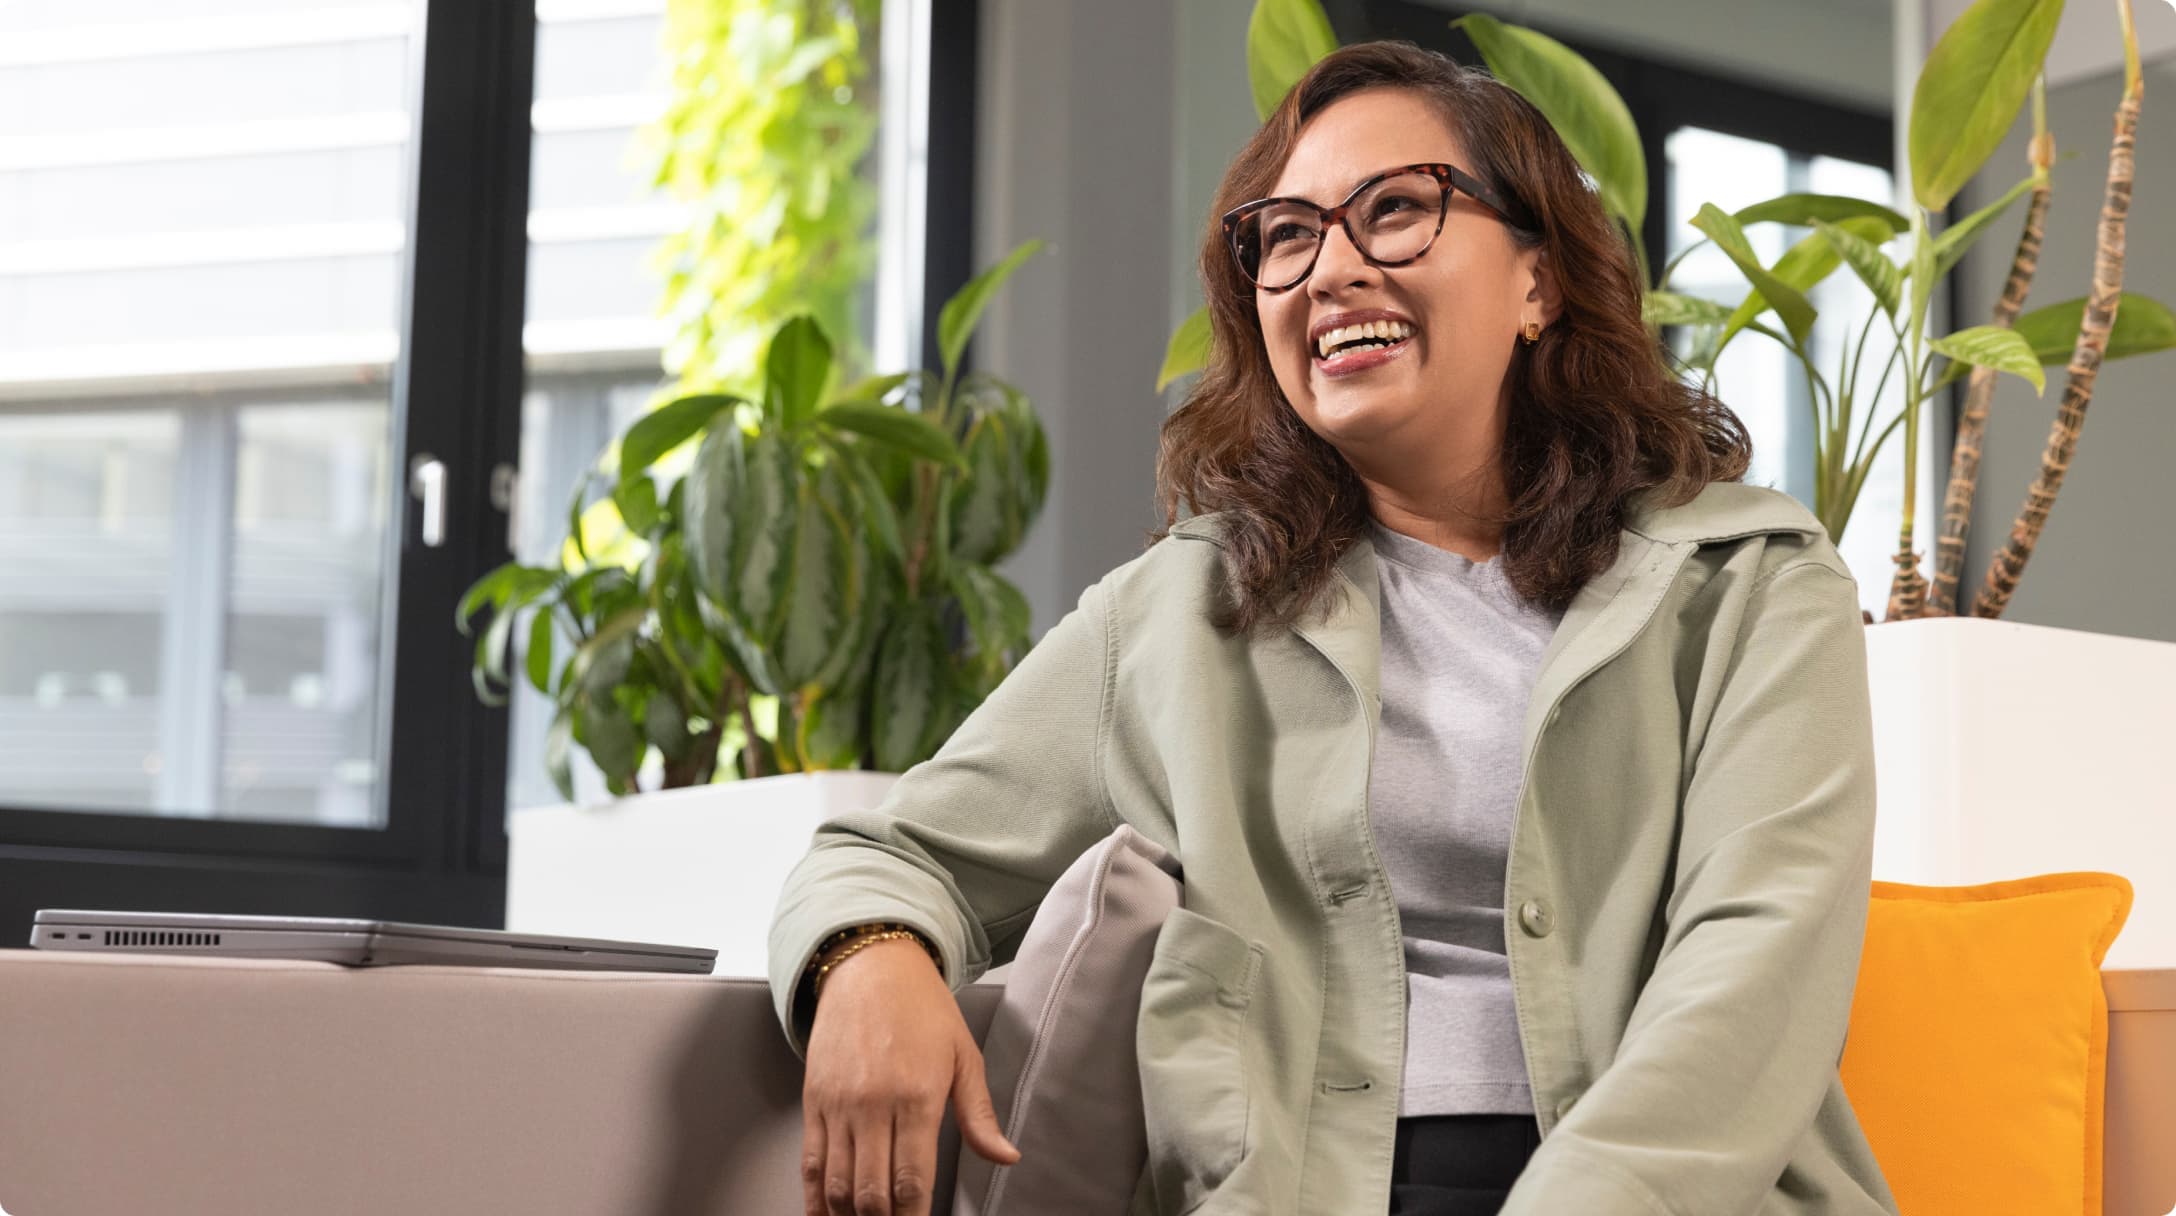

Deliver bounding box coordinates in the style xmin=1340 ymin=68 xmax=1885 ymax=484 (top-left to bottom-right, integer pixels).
xmin=1386 ymin=1114 xmax=1542 ymax=1216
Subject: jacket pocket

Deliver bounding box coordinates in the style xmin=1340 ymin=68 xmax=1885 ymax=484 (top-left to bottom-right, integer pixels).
xmin=1136 ymin=906 xmax=1263 ymax=1214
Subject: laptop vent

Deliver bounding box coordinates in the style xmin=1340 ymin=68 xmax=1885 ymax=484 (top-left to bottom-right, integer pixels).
xmin=105 ymin=930 xmax=223 ymax=947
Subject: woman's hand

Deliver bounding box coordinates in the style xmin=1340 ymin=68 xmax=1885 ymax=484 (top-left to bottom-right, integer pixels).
xmin=801 ymin=937 xmax=1021 ymax=1215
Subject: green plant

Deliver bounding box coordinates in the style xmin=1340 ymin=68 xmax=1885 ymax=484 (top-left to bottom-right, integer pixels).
xmin=461 ymin=245 xmax=1051 ymax=797
xmin=650 ymin=0 xmax=882 ymax=393
xmin=1165 ymin=0 xmax=2175 ymax=622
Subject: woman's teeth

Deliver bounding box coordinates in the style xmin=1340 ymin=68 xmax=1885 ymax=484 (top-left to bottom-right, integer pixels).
xmin=1316 ymin=319 xmax=1414 ymax=359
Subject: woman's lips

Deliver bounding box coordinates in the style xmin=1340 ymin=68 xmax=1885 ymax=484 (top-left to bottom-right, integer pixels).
xmin=1313 ymin=335 xmax=1414 ymax=379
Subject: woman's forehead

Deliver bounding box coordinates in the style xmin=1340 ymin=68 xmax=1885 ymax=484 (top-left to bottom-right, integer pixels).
xmin=1268 ymin=89 xmax=1465 ymax=203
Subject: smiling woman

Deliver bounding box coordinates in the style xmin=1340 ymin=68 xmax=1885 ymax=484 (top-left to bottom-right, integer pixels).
xmin=1156 ymin=42 xmax=1752 ymax=633
xmin=774 ymin=36 xmax=1895 ymax=1216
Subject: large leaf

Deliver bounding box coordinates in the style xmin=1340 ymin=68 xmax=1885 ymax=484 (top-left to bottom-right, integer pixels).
xmin=1935 ymin=292 xmax=2176 ymax=387
xmin=871 ymin=601 xmax=956 ymax=772
xmin=818 ymin=401 xmax=966 ymax=470
xmin=1811 ymin=219 xmax=1903 ymax=317
xmin=1909 ymin=0 xmax=2063 ymax=212
xmin=643 ymin=687 xmax=691 ymax=764
xmin=937 ymin=240 xmax=1046 ymax=381
xmin=1928 ymin=325 xmax=2046 ymax=394
xmin=1246 ymin=0 xmax=1338 ymax=120
xmin=545 ymin=708 xmax=575 ymax=801
xmin=569 ymin=606 xmax=643 ymax=699
xmin=617 ymin=393 xmax=740 ymax=484
xmin=686 ymin=422 xmax=798 ymax=645
xmin=613 ymin=472 xmax=660 ymax=536
xmin=1715 ymin=221 xmax=1861 ymax=353
xmin=948 ymin=562 xmax=1032 ymax=673
xmin=764 ymin=315 xmax=834 ymax=429
xmin=772 ymin=455 xmax=872 ymax=692
xmin=1733 ymin=193 xmax=1909 ymax=234
xmin=1643 ymin=290 xmax=1733 ymax=328
xmin=1692 ymin=203 xmax=1815 ymax=346
xmin=1931 ymin=173 xmax=2036 ymax=279
xmin=828 ymin=371 xmax=910 ymax=408
xmin=1158 ymin=306 xmax=1214 ymax=391
xmin=525 ymin=610 xmax=555 ymax=695
xmin=1909 ymin=208 xmax=1938 ymax=362
xmin=948 ymin=411 xmax=1024 ymax=567
xmin=962 ymin=371 xmax=1051 ymax=527
xmin=820 ymin=431 xmax=905 ymax=568
xmin=455 ymin=561 xmax=556 ymax=633
xmin=1454 ymin=14 xmax=1644 ymax=231
xmin=572 ymin=695 xmax=641 ymax=793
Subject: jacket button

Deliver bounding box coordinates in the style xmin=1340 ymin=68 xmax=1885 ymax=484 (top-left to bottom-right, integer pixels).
xmin=1518 ymin=899 xmax=1554 ymax=938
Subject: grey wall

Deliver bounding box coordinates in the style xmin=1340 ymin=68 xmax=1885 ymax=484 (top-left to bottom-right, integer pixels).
xmin=973 ymin=0 xmax=1181 ymax=632
xmin=1950 ymin=56 xmax=2176 ymax=643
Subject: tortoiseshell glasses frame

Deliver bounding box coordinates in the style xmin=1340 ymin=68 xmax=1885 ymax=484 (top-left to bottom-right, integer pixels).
xmin=1221 ymin=162 xmax=1533 ymax=292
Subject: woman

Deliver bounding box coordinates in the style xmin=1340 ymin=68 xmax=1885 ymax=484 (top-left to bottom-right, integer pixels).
xmin=771 ymin=41 xmax=1897 ymax=1216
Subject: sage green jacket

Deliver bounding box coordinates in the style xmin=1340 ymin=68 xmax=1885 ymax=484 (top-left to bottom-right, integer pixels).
xmin=770 ymin=481 xmax=1898 ymax=1215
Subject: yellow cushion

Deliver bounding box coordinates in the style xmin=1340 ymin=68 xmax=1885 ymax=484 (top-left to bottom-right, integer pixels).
xmin=1841 ymin=872 xmax=2132 ymax=1216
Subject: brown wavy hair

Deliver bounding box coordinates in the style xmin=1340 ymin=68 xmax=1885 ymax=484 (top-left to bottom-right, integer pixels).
xmin=1154 ymin=41 xmax=1752 ymax=633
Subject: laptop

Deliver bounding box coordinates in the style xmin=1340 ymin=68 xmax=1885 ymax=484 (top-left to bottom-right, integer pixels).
xmin=30 ymin=909 xmax=717 ymax=974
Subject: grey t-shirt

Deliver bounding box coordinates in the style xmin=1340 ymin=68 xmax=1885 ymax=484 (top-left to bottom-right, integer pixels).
xmin=1365 ymin=520 xmax=1565 ymax=1117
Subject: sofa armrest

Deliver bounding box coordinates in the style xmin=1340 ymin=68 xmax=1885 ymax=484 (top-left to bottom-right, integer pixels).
xmin=0 ymin=950 xmax=1002 ymax=1216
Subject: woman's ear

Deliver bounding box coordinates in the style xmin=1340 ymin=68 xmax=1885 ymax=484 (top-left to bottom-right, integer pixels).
xmin=1525 ymin=248 xmax=1564 ymax=327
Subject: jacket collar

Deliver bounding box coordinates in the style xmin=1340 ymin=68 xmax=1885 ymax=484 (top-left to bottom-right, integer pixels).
xmin=1273 ymin=482 xmax=1823 ymax=747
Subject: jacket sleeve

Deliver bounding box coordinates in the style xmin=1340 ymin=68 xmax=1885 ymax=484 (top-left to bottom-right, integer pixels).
xmin=766 ymin=577 xmax=1122 ymax=1055
xmin=1501 ymin=559 xmax=1879 ymax=1216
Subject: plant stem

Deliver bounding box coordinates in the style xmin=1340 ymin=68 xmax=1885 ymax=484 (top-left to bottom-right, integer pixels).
xmin=1973 ymin=1 xmax=2141 ymax=617
xmin=1928 ymin=148 xmax=2049 ymax=616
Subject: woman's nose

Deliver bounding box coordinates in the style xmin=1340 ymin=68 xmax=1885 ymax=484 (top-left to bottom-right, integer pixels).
xmin=1308 ymin=222 xmax=1378 ymax=295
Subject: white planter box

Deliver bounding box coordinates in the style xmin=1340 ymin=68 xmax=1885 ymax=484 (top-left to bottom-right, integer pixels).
xmin=505 ymin=770 xmax=900 ymax=978
xmin=1865 ymin=618 xmax=2176 ymax=970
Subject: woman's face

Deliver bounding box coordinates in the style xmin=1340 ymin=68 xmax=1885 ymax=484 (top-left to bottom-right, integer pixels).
xmin=1254 ymin=88 xmax=1549 ymax=463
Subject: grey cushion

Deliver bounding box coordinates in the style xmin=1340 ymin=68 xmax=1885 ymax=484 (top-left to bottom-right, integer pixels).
xmin=952 ymin=824 xmax=1181 ymax=1215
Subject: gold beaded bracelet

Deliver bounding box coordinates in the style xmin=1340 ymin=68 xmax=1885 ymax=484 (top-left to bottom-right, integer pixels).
xmin=806 ymin=922 xmax=942 ymax=1001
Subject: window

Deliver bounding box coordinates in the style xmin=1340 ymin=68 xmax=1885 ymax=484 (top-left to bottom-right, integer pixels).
xmin=0 ymin=0 xmax=978 ymax=932
xmin=0 ymin=1 xmax=421 ymax=825
xmin=1664 ymin=135 xmax=1940 ymax=620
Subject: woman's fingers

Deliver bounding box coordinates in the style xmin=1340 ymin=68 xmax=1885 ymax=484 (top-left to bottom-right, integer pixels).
xmin=950 ymin=1037 xmax=1021 ymax=1166
xmin=822 ymin=1115 xmax=858 ymax=1215
xmin=890 ymin=1093 xmax=943 ymax=1216
xmin=801 ymin=1107 xmax=829 ymax=1216
xmin=850 ymin=1112 xmax=893 ymax=1215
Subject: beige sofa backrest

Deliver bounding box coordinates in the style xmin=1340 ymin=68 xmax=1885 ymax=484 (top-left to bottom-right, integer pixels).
xmin=4 ymin=951 xmax=2171 ymax=1215
xmin=0 ymin=951 xmax=1000 ymax=1216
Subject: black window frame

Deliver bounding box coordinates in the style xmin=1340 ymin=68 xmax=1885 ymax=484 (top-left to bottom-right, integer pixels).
xmin=0 ymin=0 xmax=980 ymax=936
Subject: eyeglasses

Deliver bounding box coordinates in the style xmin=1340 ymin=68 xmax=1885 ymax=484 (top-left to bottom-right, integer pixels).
xmin=1221 ymin=162 xmax=1530 ymax=292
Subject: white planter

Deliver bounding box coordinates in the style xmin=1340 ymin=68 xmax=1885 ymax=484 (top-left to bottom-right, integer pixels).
xmin=505 ymin=770 xmax=900 ymax=978
xmin=1865 ymin=617 xmax=2176 ymax=970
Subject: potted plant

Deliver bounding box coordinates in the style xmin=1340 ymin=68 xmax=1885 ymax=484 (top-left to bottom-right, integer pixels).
xmin=459 ymin=244 xmax=1048 ymax=973
xmin=1179 ymin=0 xmax=2176 ymax=968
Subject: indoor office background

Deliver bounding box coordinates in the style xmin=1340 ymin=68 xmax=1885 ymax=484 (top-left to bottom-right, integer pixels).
xmin=1 ymin=0 xmax=2171 ymax=934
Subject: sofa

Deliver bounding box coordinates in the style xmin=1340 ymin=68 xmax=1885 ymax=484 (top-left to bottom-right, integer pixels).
xmin=1 ymin=950 xmax=2171 ymax=1215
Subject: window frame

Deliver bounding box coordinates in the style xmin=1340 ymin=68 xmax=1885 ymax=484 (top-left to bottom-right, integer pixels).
xmin=0 ymin=0 xmax=982 ymax=932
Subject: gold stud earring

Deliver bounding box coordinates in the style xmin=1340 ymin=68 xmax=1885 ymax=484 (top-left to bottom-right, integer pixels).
xmin=1520 ymin=320 xmax=1542 ymax=345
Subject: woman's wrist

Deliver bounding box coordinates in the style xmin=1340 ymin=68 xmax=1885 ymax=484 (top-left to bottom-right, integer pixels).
xmin=804 ymin=922 xmax=942 ymax=1003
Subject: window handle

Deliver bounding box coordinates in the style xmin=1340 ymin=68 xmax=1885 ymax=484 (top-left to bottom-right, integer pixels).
xmin=490 ymin=462 xmax=520 ymax=555
xmin=408 ymin=454 xmax=447 ymax=548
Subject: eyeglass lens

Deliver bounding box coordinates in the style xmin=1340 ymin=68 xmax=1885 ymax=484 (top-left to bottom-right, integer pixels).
xmin=1238 ymin=172 xmax=1445 ymax=289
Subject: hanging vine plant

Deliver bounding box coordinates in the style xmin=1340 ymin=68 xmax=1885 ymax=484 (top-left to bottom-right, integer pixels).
xmin=648 ymin=0 xmax=883 ymax=393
